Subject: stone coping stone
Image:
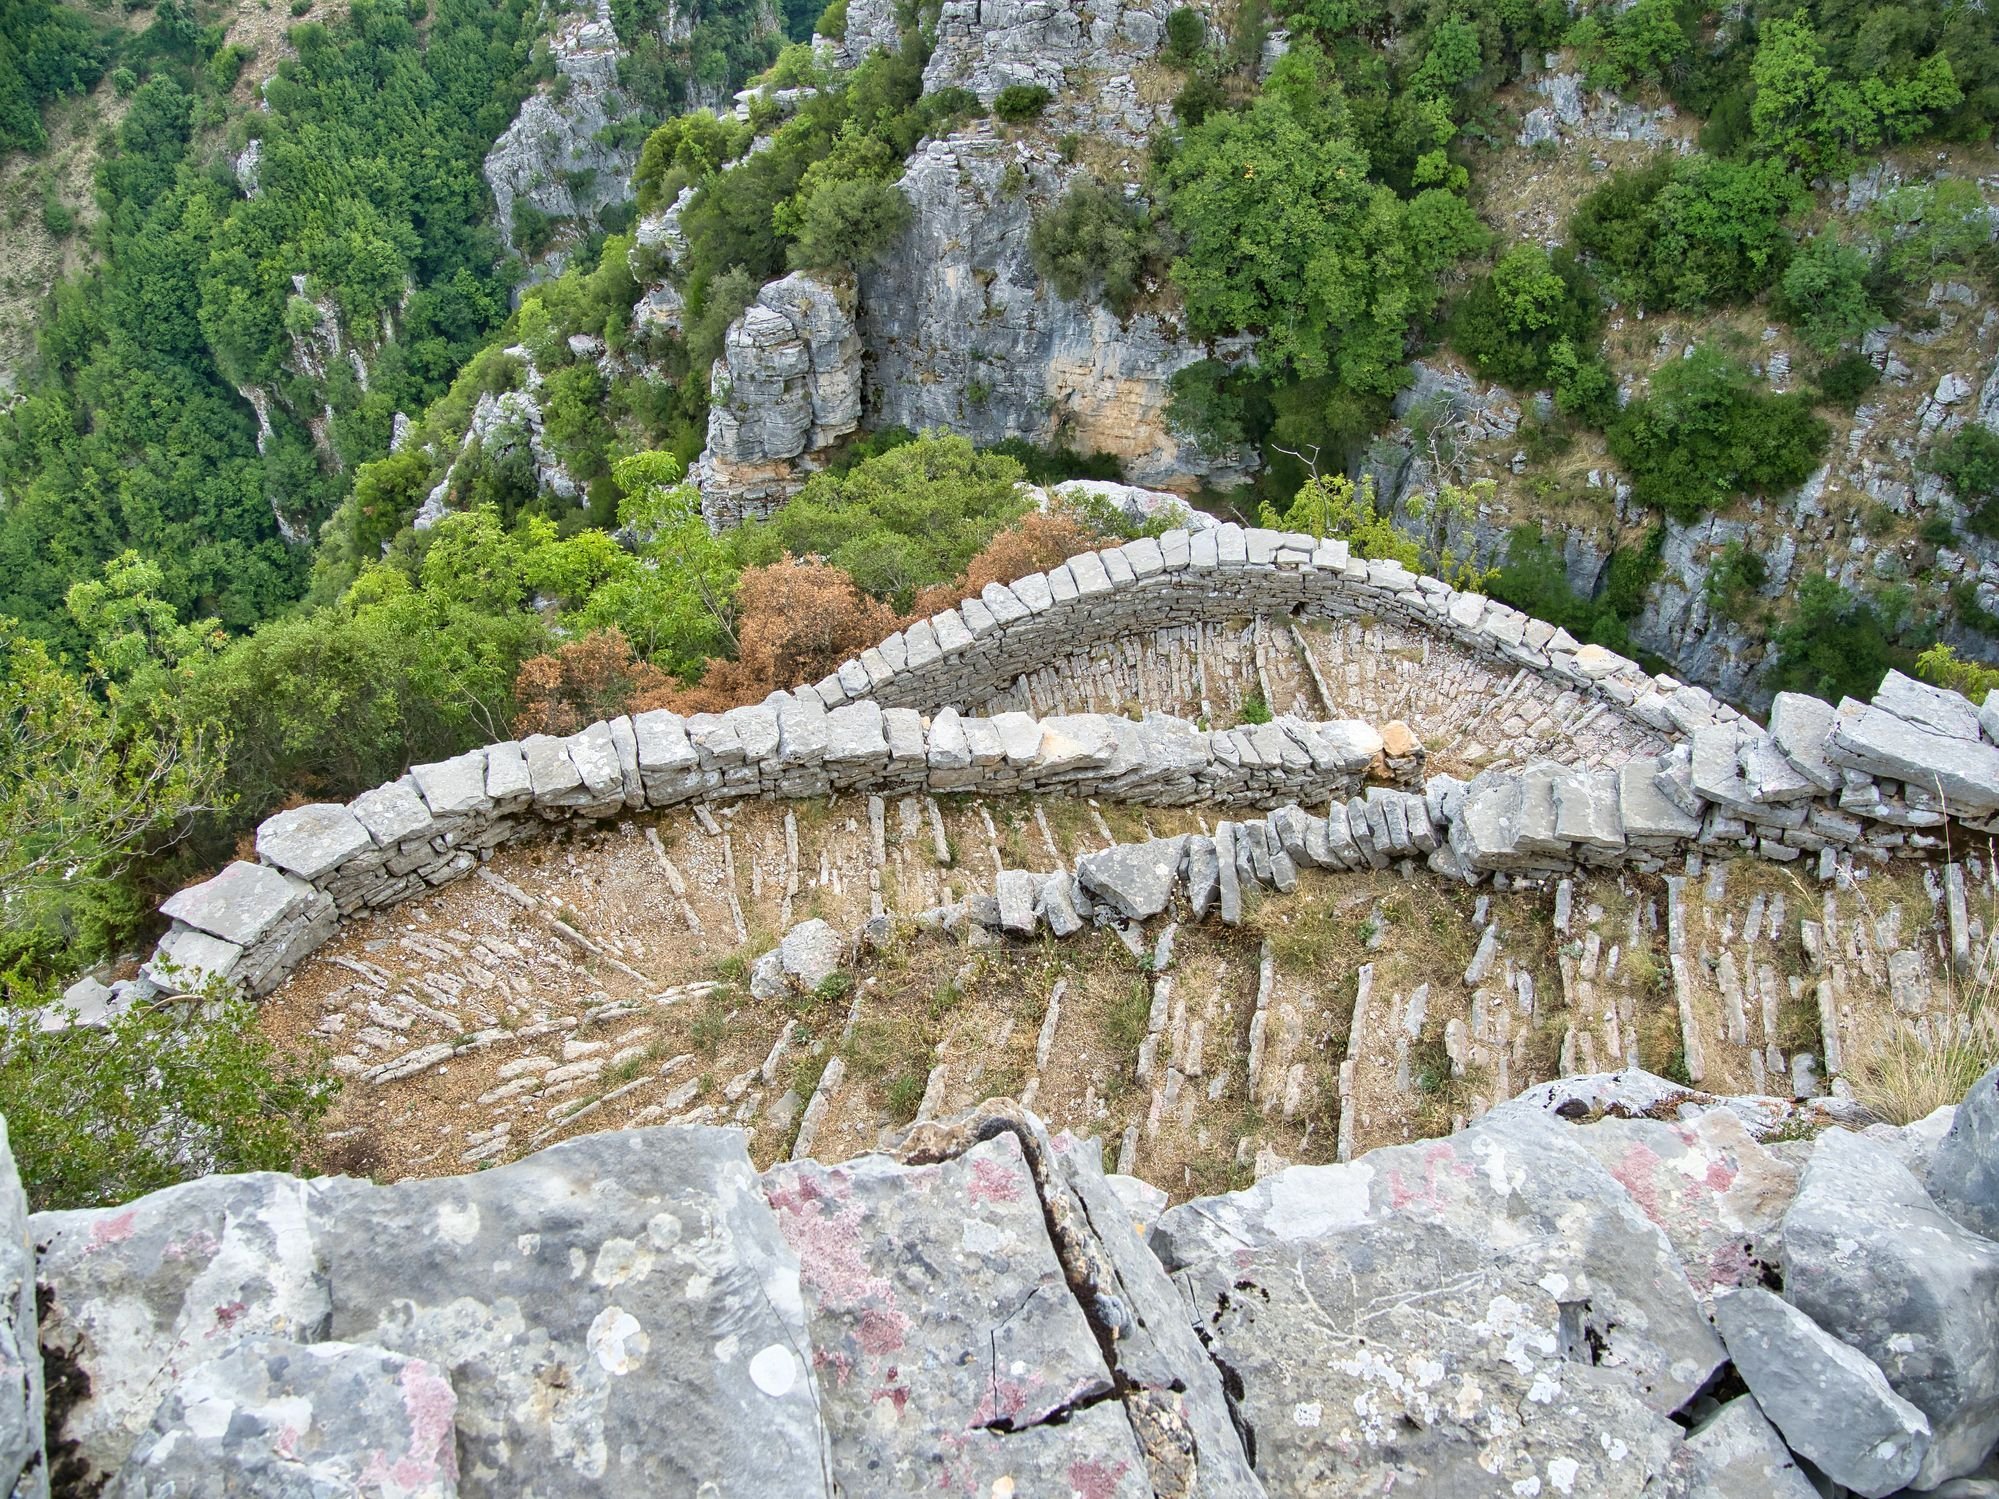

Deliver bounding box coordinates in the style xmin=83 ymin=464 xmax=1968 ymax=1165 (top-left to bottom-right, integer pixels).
xmin=411 ymin=748 xmax=492 ymax=817
xmin=256 ymin=803 xmax=374 ymax=882
xmin=159 ymin=861 xmax=314 ymax=948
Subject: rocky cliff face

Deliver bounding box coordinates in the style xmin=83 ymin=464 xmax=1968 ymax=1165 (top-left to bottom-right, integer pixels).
xmin=694 ymin=271 xmax=863 ymax=526
xmin=861 ymin=128 xmax=1255 ymax=488
xmin=692 ymin=0 xmax=1257 ymax=523
xmin=485 ymin=0 xmax=643 ymax=279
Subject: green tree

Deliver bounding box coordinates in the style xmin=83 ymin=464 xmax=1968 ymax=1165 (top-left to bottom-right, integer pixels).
xmin=1162 ymin=67 xmax=1485 ymax=389
xmin=1775 ymin=233 xmax=1879 ymax=355
xmin=1607 ymin=345 xmax=1828 ymax=521
xmin=1770 ymin=574 xmax=1897 ymax=703
xmin=786 ymin=174 xmax=910 ymax=269
xmin=1 ymin=612 xmax=227 ymax=976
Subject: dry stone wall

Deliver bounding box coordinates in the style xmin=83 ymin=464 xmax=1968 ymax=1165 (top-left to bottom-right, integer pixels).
xmin=113 ymin=522 xmax=1999 ymax=1013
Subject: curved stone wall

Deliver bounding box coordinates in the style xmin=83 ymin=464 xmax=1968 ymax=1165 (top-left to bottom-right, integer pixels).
xmin=114 ymin=523 xmax=1999 ymax=1011
xmin=786 ymin=522 xmax=1742 ymax=741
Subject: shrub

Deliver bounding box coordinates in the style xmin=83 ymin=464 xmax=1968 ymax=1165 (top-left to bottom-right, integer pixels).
xmin=1029 ymin=177 xmax=1166 ymax=316
xmin=1166 ymin=359 xmax=1250 ymax=457
xmin=1775 ymin=233 xmax=1878 ymax=355
xmin=1816 ymin=353 xmax=1879 ymax=406
xmin=992 ymin=83 xmax=1053 ymax=122
xmin=1449 ymin=243 xmax=1599 ymax=391
xmin=1702 ymin=539 xmax=1768 ymax=621
xmin=1163 ymin=6 xmax=1206 ymax=64
xmin=909 ymin=510 xmax=1098 ymax=616
xmin=1607 ymin=345 xmax=1828 ymax=521
xmin=1926 ymin=425 xmax=1999 ymax=537
xmin=1769 ymin=574 xmax=1897 ymax=703
xmin=786 ymin=174 xmax=910 ymax=269
xmin=1569 ymin=153 xmax=1802 ymax=311
xmin=814 ymin=0 xmax=847 ymax=36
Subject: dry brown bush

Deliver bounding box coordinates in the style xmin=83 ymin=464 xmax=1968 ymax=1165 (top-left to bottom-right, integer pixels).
xmin=910 ymin=511 xmax=1098 ymax=618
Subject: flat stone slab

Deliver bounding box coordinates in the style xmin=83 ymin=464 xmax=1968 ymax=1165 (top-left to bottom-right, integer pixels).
xmin=108 ymin=1338 xmax=459 ymax=1498
xmin=310 ymin=1128 xmax=829 ymax=1497
xmin=159 ymin=860 xmax=312 ymax=947
xmin=32 ymin=1174 xmax=328 ymax=1490
xmin=255 ymin=803 xmax=373 ymax=882
xmin=1782 ymin=1127 xmax=1999 ymax=1488
xmin=1685 ymin=1394 xmax=1827 ymax=1499
xmin=1827 ymin=703 xmax=1999 ymax=815
xmin=1076 ymin=837 xmax=1187 ymax=922
xmin=1929 ymin=1061 xmax=1999 ymax=1241
xmin=763 ymin=1135 xmax=1145 ymax=1494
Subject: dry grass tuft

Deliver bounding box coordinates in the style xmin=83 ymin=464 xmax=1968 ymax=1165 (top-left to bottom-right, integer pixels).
xmin=1846 ymin=1006 xmax=1999 ymax=1126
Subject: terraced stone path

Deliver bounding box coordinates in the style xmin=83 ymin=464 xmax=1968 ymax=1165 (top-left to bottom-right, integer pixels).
xmin=262 ymin=767 xmax=1960 ymax=1196
xmin=968 ymin=613 xmax=1669 ymax=774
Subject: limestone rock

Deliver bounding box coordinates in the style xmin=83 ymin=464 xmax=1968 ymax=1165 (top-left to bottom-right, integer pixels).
xmin=1500 ymin=1102 xmax=1798 ymax=1304
xmin=310 ymin=1128 xmax=828 ymax=1496
xmin=762 ymin=1134 xmax=1142 ymax=1492
xmin=33 ymin=1174 xmax=329 ymax=1489
xmin=1712 ymin=1287 xmax=1930 ymax=1498
xmin=860 ymin=131 xmax=1255 ymax=495
xmin=1929 ymin=1062 xmax=1999 ymax=1240
xmin=1783 ymin=1128 xmax=1999 ymax=1487
xmin=0 ymin=1120 xmax=41 ymax=1499
xmin=1149 ymin=1108 xmax=1723 ymax=1495
xmin=750 ymin=918 xmax=846 ymax=1001
xmin=1684 ymin=1395 xmax=1819 ymax=1499
xmin=696 ymin=272 xmax=862 ymax=526
xmin=484 ymin=0 xmax=640 ymax=270
xmin=107 ymin=1338 xmax=459 ymax=1498
xmin=1076 ymin=836 xmax=1187 ymax=921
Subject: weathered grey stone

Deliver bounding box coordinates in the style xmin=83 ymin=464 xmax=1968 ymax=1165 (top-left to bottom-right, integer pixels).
xmin=1497 ymin=1102 xmax=1797 ymax=1305
xmin=567 ymin=720 xmax=624 ymax=799
xmin=1685 ymin=1395 xmax=1819 ymax=1499
xmin=107 ymin=1338 xmax=459 ymax=1498
xmin=312 ymin=1129 xmax=828 ymax=1497
xmin=1036 ymin=870 xmax=1083 ymax=936
xmin=351 ymin=778 xmax=437 ymax=847
xmin=1876 ymin=667 xmax=1983 ymax=741
xmin=1076 ymin=836 xmax=1186 ymax=921
xmin=1827 ymin=703 xmax=1999 ymax=815
xmin=521 ymin=732 xmax=587 ymax=804
xmin=821 ymin=701 xmax=887 ymax=765
xmin=33 ymin=1174 xmax=328 ymax=1490
xmin=410 ymin=748 xmax=492 ymax=818
xmin=632 ymin=710 xmax=695 ymax=774
xmin=1619 ymin=758 xmax=1704 ymax=841
xmin=256 ymin=804 xmax=374 ymax=882
xmin=0 ymin=1121 xmax=42 ymax=1499
xmin=750 ymin=918 xmax=846 ymax=1002
xmin=1185 ymin=835 xmax=1219 ymax=918
xmin=1784 ymin=1128 xmax=1999 ymax=1487
xmin=142 ymin=926 xmax=245 ymax=993
xmin=1712 ymin=1287 xmax=1930 ymax=1498
xmin=484 ymin=740 xmax=532 ymax=807
xmin=159 ymin=861 xmax=313 ymax=948
xmin=1034 ymin=713 xmax=1119 ymax=774
xmin=995 ymin=868 xmax=1038 ymax=936
xmin=763 ymin=1133 xmax=1144 ymax=1493
xmin=1929 ymin=1063 xmax=1999 ymax=1240
xmin=1150 ymin=1108 xmax=1723 ymax=1496
xmin=1766 ymin=693 xmax=1840 ymax=792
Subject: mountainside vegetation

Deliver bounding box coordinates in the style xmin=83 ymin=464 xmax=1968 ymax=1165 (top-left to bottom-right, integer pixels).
xmin=0 ymin=0 xmax=1997 ymax=1092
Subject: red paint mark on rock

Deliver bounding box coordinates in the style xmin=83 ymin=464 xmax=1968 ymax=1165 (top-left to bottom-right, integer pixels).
xmin=969 ymin=1156 xmax=1023 ymax=1206
xmin=87 ymin=1210 xmax=138 ymax=1250
xmin=1608 ymin=1141 xmax=1665 ymax=1228
xmin=856 ymin=1304 xmax=910 ymax=1356
xmin=1068 ymin=1458 xmax=1130 ymax=1499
